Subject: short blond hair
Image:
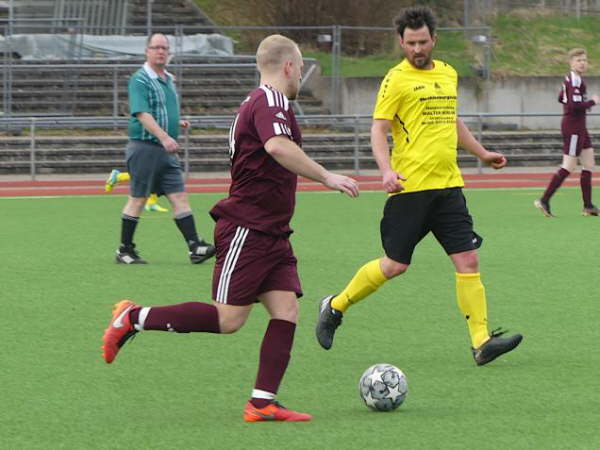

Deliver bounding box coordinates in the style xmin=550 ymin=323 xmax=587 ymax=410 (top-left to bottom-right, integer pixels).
xmin=256 ymin=34 xmax=300 ymax=72
xmin=568 ymin=48 xmax=587 ymax=60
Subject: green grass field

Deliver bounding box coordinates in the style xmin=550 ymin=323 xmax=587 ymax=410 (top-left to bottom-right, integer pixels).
xmin=2 ymin=188 xmax=600 ymax=449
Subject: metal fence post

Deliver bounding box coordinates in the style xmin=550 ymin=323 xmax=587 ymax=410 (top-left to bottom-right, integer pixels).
xmin=331 ymin=25 xmax=341 ymax=115
xmin=113 ymin=66 xmax=119 ymax=119
xmin=146 ymin=0 xmax=153 ymax=36
xmin=477 ymin=114 xmax=483 ymax=174
xmin=184 ymin=118 xmax=190 ymax=179
xmin=353 ymin=115 xmax=360 ymax=175
xmin=30 ymin=118 xmax=37 ymax=181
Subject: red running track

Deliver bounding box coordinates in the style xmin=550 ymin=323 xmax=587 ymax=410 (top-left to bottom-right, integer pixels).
xmin=0 ymin=172 xmax=598 ymax=197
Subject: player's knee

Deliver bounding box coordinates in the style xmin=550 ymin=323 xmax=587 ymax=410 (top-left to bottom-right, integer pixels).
xmin=381 ymin=258 xmax=408 ymax=278
xmin=272 ymin=301 xmax=299 ymax=323
xmin=455 ymin=252 xmax=479 ymax=272
xmin=218 ymin=314 xmax=248 ymax=334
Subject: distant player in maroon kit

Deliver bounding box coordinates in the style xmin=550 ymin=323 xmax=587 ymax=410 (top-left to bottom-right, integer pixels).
xmin=101 ymin=34 xmax=359 ymax=422
xmin=535 ymin=48 xmax=600 ymax=217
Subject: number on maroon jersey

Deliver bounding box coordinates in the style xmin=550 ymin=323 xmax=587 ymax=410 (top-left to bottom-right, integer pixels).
xmin=228 ymin=114 xmax=240 ymax=161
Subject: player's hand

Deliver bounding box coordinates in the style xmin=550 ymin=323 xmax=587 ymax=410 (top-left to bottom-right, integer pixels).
xmin=482 ymin=151 xmax=507 ymax=170
xmin=160 ymin=136 xmax=179 ymax=153
xmin=382 ymin=169 xmax=406 ymax=193
xmin=592 ymin=94 xmax=600 ymax=105
xmin=323 ymin=172 xmax=359 ymax=198
xmin=180 ymin=120 xmax=191 ymax=129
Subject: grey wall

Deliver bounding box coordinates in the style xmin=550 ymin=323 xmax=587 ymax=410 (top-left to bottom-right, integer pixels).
xmin=322 ymin=75 xmax=600 ymax=130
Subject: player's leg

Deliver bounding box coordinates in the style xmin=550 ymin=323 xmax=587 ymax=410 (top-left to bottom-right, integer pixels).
xmin=117 ymin=196 xmax=148 ymax=264
xmin=579 ymin=146 xmax=598 ymax=215
xmin=316 ymin=192 xmax=429 ymax=350
xmin=434 ymin=188 xmax=522 ymax=365
xmin=105 ymin=170 xmax=131 ymax=192
xmin=161 ymin=156 xmax=215 ymax=263
xmin=535 ymin=138 xmax=579 ymax=216
xmin=450 ymin=250 xmax=489 ymax=349
xmin=243 ymin=290 xmax=310 ymax=422
xmin=102 ymin=299 xmax=249 ymax=364
xmin=104 ymin=219 xmax=260 ymax=364
xmin=167 ymin=191 xmax=216 ymax=263
xmin=144 ymin=193 xmax=169 ymax=212
xmin=116 ymin=142 xmax=160 ymax=263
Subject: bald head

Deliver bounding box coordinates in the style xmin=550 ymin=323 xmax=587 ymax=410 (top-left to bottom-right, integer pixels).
xmin=256 ymin=34 xmax=301 ymax=74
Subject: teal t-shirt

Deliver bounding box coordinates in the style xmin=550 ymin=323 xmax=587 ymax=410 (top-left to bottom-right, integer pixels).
xmin=128 ymin=63 xmax=180 ymax=143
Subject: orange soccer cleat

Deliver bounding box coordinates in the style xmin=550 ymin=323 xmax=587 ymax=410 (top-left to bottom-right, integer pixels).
xmin=243 ymin=401 xmax=312 ymax=422
xmin=102 ymin=300 xmax=139 ymax=363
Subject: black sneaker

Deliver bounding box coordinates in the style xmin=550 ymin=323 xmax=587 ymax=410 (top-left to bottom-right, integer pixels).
xmin=472 ymin=328 xmax=523 ymax=366
xmin=316 ymin=295 xmax=343 ymax=350
xmin=534 ymin=199 xmax=554 ymax=217
xmin=116 ymin=244 xmax=148 ymax=264
xmin=189 ymin=240 xmax=216 ymax=264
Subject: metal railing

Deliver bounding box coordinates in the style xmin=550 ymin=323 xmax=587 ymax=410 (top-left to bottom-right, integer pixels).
xmin=2 ymin=112 xmax=599 ymax=181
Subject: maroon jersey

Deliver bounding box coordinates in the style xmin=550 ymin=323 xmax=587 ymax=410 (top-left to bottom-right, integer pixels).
xmin=210 ymin=85 xmax=302 ymax=236
xmin=558 ymin=71 xmax=596 ymax=133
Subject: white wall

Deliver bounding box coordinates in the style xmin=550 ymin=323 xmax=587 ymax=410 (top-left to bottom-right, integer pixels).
xmin=322 ymin=75 xmax=600 ymax=130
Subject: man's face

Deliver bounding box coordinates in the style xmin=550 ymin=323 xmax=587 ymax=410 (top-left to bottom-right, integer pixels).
xmin=145 ymin=35 xmax=170 ymax=67
xmin=399 ymin=26 xmax=436 ymax=69
xmin=570 ymin=54 xmax=588 ymax=74
xmin=286 ymin=49 xmax=304 ymax=100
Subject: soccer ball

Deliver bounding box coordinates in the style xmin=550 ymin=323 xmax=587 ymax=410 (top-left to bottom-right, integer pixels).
xmin=358 ymin=363 xmax=408 ymax=412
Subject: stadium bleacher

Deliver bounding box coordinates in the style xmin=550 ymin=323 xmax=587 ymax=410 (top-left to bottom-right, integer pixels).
xmin=0 ymin=0 xmax=590 ymax=176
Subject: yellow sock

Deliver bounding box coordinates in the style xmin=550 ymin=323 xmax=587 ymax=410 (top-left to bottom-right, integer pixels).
xmin=455 ymin=272 xmax=489 ymax=348
xmin=117 ymin=172 xmax=131 ymax=183
xmin=146 ymin=193 xmax=158 ymax=205
xmin=331 ymin=259 xmax=388 ymax=313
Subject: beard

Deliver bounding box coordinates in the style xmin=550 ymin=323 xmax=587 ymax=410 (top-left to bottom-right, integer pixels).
xmin=410 ymin=54 xmax=432 ymax=69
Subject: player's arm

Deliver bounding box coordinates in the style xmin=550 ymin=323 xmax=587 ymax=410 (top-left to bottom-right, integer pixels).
xmin=135 ymin=113 xmax=178 ymax=152
xmin=561 ymin=80 xmax=597 ymax=113
xmin=371 ymin=119 xmax=406 ymax=193
xmin=457 ymin=118 xmax=506 ymax=170
xmin=264 ymin=136 xmax=358 ymax=198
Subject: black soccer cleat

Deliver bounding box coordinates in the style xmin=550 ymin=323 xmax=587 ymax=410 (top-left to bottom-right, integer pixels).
xmin=116 ymin=244 xmax=148 ymax=264
xmin=472 ymin=328 xmax=523 ymax=366
xmin=189 ymin=240 xmax=216 ymax=264
xmin=534 ymin=199 xmax=554 ymax=217
xmin=316 ymin=295 xmax=343 ymax=350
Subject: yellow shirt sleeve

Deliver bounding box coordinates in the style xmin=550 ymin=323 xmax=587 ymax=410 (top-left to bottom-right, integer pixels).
xmin=373 ymin=70 xmax=404 ymax=121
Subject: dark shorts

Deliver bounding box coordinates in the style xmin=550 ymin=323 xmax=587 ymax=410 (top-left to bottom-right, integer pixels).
xmin=126 ymin=139 xmax=185 ymax=198
xmin=211 ymin=219 xmax=302 ymax=306
xmin=380 ymin=187 xmax=482 ymax=265
xmin=562 ymin=130 xmax=592 ymax=156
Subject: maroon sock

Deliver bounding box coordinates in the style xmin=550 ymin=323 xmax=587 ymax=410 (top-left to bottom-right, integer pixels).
xmin=250 ymin=319 xmax=296 ymax=408
xmin=131 ymin=302 xmax=220 ymax=333
xmin=581 ymin=170 xmax=592 ymax=208
xmin=542 ymin=168 xmax=570 ymax=202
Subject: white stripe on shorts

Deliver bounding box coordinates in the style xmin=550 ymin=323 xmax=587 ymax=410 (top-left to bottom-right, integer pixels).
xmin=216 ymin=226 xmax=249 ymax=304
xmin=569 ymin=134 xmax=579 ymax=156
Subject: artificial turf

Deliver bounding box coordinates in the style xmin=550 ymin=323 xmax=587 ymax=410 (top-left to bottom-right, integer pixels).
xmin=2 ymin=188 xmax=599 ymax=449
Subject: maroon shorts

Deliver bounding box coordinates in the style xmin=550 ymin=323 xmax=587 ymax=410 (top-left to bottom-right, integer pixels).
xmin=562 ymin=130 xmax=592 ymax=156
xmin=211 ymin=219 xmax=302 ymax=306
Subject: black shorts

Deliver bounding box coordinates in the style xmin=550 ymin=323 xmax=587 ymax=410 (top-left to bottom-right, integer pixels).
xmin=380 ymin=187 xmax=482 ymax=265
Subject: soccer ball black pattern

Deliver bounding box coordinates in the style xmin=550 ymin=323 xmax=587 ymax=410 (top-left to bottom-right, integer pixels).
xmin=358 ymin=363 xmax=408 ymax=411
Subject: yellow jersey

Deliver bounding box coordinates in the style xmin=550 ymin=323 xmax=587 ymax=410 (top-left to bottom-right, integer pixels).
xmin=373 ymin=58 xmax=464 ymax=194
